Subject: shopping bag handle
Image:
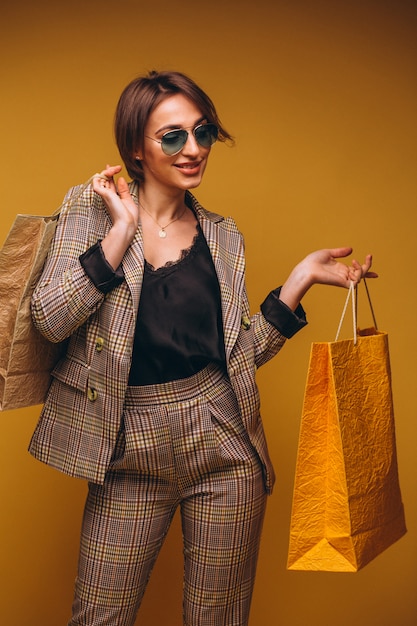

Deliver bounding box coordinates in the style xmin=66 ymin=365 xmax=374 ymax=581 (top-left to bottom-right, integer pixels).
xmin=335 ymin=279 xmax=378 ymax=344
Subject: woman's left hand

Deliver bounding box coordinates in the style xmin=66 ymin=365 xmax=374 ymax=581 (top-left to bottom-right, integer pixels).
xmin=279 ymin=247 xmax=378 ymax=311
xmin=302 ymin=247 xmax=377 ymax=288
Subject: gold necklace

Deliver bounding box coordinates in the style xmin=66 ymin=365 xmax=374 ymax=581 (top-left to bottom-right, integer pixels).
xmin=139 ymin=199 xmax=187 ymax=238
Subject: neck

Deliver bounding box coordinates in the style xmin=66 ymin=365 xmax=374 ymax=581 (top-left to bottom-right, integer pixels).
xmin=139 ymin=187 xmax=187 ymax=222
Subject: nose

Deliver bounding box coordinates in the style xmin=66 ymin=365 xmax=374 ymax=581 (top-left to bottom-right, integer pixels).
xmin=181 ymin=131 xmax=201 ymax=156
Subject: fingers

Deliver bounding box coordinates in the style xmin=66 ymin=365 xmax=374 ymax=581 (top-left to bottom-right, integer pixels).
xmin=328 ymin=247 xmax=353 ymax=260
xmin=328 ymin=249 xmax=377 ymax=280
xmin=93 ymin=165 xmax=123 ymax=195
xmin=348 ymin=254 xmax=378 ymax=284
xmin=347 ymin=260 xmax=362 ymax=285
xmin=92 ymin=174 xmax=109 ymax=194
xmin=362 ymin=253 xmax=378 ymax=279
xmin=361 ymin=253 xmax=372 ymax=273
xmin=117 ymin=176 xmax=130 ymax=198
xmin=100 ymin=164 xmax=122 ymax=178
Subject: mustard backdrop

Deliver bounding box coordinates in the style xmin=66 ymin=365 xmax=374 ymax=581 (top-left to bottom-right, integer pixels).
xmin=1 ymin=1 xmax=416 ymax=624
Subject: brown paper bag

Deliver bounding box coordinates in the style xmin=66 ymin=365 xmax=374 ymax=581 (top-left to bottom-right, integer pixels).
xmin=0 ymin=174 xmax=100 ymax=411
xmin=0 ymin=211 xmax=64 ymax=410
xmin=287 ymin=283 xmax=406 ymax=571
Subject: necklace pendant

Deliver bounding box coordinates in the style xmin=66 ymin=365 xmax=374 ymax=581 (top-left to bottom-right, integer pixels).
xmin=159 ymin=229 xmax=167 ymax=238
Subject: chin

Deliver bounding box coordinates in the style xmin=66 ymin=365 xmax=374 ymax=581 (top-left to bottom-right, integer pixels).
xmin=174 ymin=175 xmax=204 ymax=192
xmin=185 ymin=179 xmax=203 ymax=190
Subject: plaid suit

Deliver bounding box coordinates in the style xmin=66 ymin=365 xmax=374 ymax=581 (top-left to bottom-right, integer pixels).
xmin=29 ymin=181 xmax=291 ymax=624
xmin=29 ymin=181 xmax=287 ymax=494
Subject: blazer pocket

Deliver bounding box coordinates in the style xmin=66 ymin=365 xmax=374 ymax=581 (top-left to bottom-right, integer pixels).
xmin=51 ymin=356 xmax=90 ymax=392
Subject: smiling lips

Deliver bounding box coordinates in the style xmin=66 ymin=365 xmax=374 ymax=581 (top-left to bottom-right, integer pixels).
xmin=175 ymin=161 xmax=202 ymax=172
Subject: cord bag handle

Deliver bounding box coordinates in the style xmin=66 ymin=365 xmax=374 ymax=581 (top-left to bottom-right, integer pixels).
xmin=335 ymin=278 xmax=378 ymax=344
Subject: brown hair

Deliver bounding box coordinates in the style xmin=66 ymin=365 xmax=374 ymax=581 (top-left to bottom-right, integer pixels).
xmin=114 ymin=70 xmax=233 ymax=183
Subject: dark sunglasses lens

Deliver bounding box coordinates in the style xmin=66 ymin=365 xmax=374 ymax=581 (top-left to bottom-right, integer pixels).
xmin=195 ymin=124 xmax=218 ymax=147
xmin=161 ymin=129 xmax=188 ymax=155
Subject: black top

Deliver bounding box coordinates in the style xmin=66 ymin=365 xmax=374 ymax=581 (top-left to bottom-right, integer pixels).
xmin=128 ymin=227 xmax=226 ymax=385
xmin=79 ymin=217 xmax=308 ymax=385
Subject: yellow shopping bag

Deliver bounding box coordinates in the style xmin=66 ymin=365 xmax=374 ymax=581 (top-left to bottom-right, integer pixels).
xmin=287 ymin=282 xmax=406 ymax=571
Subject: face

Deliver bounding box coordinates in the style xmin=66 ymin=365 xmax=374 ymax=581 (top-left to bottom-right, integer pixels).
xmin=139 ymin=93 xmax=213 ymax=194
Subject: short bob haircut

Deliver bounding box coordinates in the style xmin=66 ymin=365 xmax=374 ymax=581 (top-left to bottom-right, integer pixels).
xmin=114 ymin=70 xmax=233 ymax=184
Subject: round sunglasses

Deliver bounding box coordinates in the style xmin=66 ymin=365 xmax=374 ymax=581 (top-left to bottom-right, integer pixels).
xmin=146 ymin=123 xmax=219 ymax=156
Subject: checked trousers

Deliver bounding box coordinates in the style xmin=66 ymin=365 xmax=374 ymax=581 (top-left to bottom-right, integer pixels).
xmin=69 ymin=363 xmax=267 ymax=626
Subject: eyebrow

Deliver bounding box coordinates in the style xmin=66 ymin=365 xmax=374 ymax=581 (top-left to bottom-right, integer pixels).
xmin=155 ymin=116 xmax=207 ymax=135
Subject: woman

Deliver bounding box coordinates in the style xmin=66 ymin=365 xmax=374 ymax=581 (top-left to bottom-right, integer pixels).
xmin=29 ymin=70 xmax=375 ymax=626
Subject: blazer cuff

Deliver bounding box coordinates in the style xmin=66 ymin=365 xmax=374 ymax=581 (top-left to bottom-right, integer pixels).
xmin=261 ymin=286 xmax=307 ymax=338
xmin=79 ymin=241 xmax=125 ymax=294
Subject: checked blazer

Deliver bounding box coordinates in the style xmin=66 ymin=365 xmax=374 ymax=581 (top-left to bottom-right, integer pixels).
xmin=29 ymin=181 xmax=287 ymax=493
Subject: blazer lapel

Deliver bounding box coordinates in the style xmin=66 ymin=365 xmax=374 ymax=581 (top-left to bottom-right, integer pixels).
xmin=121 ymin=182 xmax=145 ymax=313
xmin=195 ymin=200 xmax=245 ymax=361
xmin=119 ymin=188 xmax=245 ymax=360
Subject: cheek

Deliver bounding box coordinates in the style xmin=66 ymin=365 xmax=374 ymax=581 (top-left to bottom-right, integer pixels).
xmin=200 ymin=154 xmax=210 ymax=173
xmin=142 ymin=147 xmax=167 ymax=168
xmin=142 ymin=155 xmax=175 ymax=181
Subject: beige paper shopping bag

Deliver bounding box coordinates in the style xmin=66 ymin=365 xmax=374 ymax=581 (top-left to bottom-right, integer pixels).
xmin=0 ymin=174 xmax=101 ymax=410
xmin=0 ymin=211 xmax=63 ymax=410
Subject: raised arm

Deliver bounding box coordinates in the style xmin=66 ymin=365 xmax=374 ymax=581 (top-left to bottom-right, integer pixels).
xmin=92 ymin=165 xmax=140 ymax=270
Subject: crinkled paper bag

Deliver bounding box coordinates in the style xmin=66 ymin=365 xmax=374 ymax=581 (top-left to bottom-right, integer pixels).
xmin=287 ymin=328 xmax=406 ymax=572
xmin=0 ymin=212 xmax=65 ymax=411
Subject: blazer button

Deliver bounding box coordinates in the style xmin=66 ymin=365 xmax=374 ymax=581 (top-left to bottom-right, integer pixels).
xmin=95 ymin=337 xmax=104 ymax=352
xmin=87 ymin=387 xmax=98 ymax=402
xmin=241 ymin=315 xmax=251 ymax=330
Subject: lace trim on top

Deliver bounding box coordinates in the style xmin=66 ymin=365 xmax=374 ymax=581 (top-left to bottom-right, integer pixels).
xmin=145 ymin=227 xmax=201 ymax=273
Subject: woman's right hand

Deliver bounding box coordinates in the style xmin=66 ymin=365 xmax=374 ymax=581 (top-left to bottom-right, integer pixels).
xmin=92 ymin=165 xmax=140 ymax=270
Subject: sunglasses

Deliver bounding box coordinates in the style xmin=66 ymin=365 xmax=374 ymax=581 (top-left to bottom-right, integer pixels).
xmin=146 ymin=123 xmax=219 ymax=156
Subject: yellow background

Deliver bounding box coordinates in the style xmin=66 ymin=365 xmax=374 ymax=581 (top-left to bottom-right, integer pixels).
xmin=1 ymin=1 xmax=416 ymax=624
